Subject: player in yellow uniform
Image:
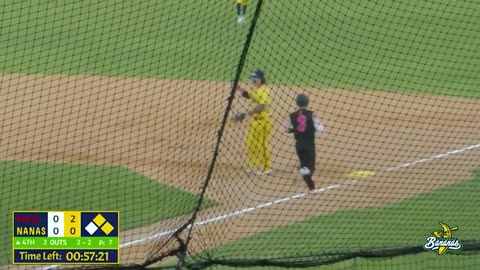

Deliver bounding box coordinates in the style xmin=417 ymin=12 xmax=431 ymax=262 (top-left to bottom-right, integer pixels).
xmin=234 ymin=69 xmax=272 ymax=175
xmin=235 ymin=0 xmax=248 ymax=24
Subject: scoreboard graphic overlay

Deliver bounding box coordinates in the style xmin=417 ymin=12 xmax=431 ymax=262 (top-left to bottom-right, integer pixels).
xmin=13 ymin=211 xmax=119 ymax=264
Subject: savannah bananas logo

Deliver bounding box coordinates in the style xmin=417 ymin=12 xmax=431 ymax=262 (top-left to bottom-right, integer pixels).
xmin=424 ymin=222 xmax=462 ymax=254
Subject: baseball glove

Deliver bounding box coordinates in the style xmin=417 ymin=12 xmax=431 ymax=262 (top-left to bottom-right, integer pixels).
xmin=232 ymin=112 xmax=246 ymax=122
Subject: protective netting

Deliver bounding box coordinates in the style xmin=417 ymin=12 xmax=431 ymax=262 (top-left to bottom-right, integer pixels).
xmin=0 ymin=0 xmax=479 ymax=269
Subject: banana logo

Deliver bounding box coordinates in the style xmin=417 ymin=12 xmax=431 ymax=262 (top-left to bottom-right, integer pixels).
xmin=431 ymin=223 xmax=458 ymax=255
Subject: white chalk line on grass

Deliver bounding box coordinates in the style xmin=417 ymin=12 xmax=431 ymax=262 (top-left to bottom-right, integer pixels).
xmin=41 ymin=181 xmax=353 ymax=270
xmin=386 ymin=143 xmax=480 ymax=171
xmin=120 ymin=181 xmax=353 ymax=248
xmin=42 ymin=142 xmax=480 ymax=270
xmin=119 ymin=142 xmax=480 ymax=249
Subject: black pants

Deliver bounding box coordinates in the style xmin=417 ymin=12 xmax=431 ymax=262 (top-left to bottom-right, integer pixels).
xmin=296 ymin=140 xmax=316 ymax=172
xmin=236 ymin=4 xmax=247 ymax=16
xmin=296 ymin=140 xmax=316 ymax=190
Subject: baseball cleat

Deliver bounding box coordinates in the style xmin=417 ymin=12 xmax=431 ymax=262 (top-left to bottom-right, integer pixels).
xmin=299 ymin=167 xmax=311 ymax=176
xmin=253 ymin=169 xmax=272 ymax=175
xmin=254 ymin=169 xmax=264 ymax=175
xmin=263 ymin=169 xmax=273 ymax=175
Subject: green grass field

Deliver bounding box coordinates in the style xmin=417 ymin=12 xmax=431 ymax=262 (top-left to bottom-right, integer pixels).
xmin=0 ymin=160 xmax=215 ymax=265
xmin=197 ymin=169 xmax=480 ymax=269
xmin=0 ymin=0 xmax=478 ymax=97
xmin=0 ymin=0 xmax=478 ymax=268
xmin=204 ymin=253 xmax=480 ymax=270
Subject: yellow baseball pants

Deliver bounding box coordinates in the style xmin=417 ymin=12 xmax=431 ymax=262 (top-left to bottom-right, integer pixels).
xmin=246 ymin=118 xmax=272 ymax=171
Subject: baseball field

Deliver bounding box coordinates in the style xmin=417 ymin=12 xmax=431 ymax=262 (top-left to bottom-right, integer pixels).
xmin=0 ymin=0 xmax=479 ymax=269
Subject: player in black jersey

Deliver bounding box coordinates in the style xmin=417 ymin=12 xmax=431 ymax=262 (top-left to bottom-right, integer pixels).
xmin=287 ymin=94 xmax=324 ymax=191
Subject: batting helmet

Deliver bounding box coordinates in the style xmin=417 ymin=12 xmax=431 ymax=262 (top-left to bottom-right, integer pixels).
xmin=296 ymin=93 xmax=309 ymax=107
xmin=250 ymin=69 xmax=266 ymax=84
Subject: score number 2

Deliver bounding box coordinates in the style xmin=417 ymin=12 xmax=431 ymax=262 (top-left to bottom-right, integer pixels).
xmin=69 ymin=215 xmax=76 ymax=235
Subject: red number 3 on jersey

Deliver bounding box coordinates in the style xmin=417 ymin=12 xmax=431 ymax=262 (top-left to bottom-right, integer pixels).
xmin=296 ymin=115 xmax=307 ymax=132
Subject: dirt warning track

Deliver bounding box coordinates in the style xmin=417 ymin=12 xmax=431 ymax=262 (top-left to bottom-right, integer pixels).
xmin=0 ymin=74 xmax=479 ymax=266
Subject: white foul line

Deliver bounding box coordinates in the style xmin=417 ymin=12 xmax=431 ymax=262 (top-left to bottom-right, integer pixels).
xmin=118 ymin=142 xmax=480 ymax=249
xmin=42 ymin=141 xmax=480 ymax=270
xmin=41 ymin=182 xmax=353 ymax=269
xmin=386 ymin=143 xmax=480 ymax=171
xmin=120 ymin=181 xmax=354 ymax=248
xmin=42 ymin=142 xmax=479 ymax=269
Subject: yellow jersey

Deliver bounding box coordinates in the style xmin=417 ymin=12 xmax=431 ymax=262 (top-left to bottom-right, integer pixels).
xmin=236 ymin=0 xmax=248 ymax=5
xmin=249 ymin=84 xmax=270 ymax=120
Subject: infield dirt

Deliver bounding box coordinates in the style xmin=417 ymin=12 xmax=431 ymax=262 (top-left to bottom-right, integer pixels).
xmin=0 ymin=74 xmax=479 ymax=266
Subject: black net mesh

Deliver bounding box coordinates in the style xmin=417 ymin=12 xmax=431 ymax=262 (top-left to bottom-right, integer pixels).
xmin=0 ymin=0 xmax=479 ymax=269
